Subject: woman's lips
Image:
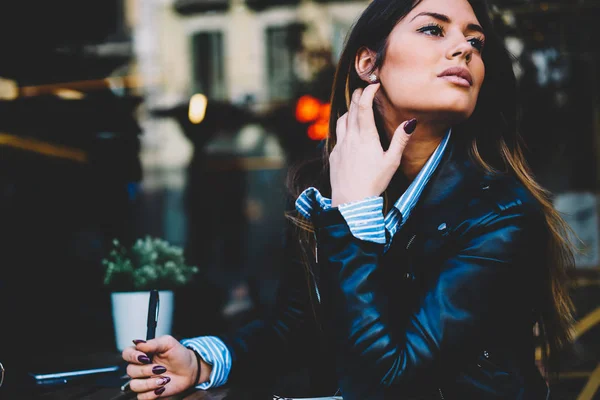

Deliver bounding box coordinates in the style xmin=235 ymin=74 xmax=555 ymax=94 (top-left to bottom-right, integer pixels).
xmin=438 ymin=66 xmax=473 ymax=88
xmin=439 ymin=75 xmax=472 ymax=88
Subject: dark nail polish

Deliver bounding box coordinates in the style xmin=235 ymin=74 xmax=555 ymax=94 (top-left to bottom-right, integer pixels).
xmin=404 ymin=118 xmax=418 ymax=134
xmin=157 ymin=376 xmax=171 ymax=386
xmin=138 ymin=355 xmax=151 ymax=364
xmin=132 ymin=339 xmax=146 ymax=345
xmin=155 ymin=386 xmax=166 ymax=395
xmin=153 ymin=365 xmax=167 ymax=375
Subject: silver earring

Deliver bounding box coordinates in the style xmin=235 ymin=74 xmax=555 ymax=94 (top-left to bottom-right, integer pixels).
xmin=368 ymin=73 xmax=378 ymax=83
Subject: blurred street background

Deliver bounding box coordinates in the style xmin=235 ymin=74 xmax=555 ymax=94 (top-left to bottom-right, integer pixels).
xmin=0 ymin=0 xmax=598 ymax=398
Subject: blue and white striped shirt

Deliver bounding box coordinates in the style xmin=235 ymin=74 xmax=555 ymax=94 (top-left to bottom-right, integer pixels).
xmin=180 ymin=129 xmax=451 ymax=390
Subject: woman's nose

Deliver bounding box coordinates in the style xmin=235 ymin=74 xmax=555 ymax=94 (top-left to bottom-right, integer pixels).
xmin=446 ymin=37 xmax=474 ymax=63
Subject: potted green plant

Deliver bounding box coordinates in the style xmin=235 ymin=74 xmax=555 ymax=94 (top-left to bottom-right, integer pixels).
xmin=102 ymin=236 xmax=198 ymax=351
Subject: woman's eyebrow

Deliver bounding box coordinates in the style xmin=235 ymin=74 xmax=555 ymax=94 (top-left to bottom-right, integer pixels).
xmin=410 ymin=11 xmax=484 ymax=34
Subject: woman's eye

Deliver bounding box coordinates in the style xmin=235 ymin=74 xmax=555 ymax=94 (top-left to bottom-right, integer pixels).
xmin=468 ymin=37 xmax=485 ymax=52
xmin=418 ymin=24 xmax=444 ymax=36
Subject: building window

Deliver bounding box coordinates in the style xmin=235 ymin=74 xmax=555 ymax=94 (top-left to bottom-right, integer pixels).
xmin=246 ymin=0 xmax=300 ymax=11
xmin=266 ymin=24 xmax=302 ymax=102
xmin=175 ymin=0 xmax=229 ymax=15
xmin=191 ymin=31 xmax=226 ymax=100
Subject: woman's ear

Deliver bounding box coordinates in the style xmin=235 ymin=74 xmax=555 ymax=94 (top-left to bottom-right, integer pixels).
xmin=355 ymin=47 xmax=379 ymax=84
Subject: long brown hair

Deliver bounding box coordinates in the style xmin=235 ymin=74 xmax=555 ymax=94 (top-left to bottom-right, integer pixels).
xmin=285 ymin=0 xmax=576 ymax=377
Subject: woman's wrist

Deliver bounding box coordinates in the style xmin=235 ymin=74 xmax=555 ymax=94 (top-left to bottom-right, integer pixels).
xmin=187 ymin=348 xmax=202 ymax=387
xmin=187 ymin=347 xmax=212 ymax=386
xmin=198 ymin=355 xmax=212 ymax=385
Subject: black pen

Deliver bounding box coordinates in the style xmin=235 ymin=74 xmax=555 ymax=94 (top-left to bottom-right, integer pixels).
xmin=146 ymin=289 xmax=160 ymax=347
xmin=121 ymin=289 xmax=160 ymax=392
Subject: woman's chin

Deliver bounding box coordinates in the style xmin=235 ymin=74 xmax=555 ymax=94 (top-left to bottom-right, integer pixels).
xmin=434 ymin=100 xmax=476 ymax=122
xmin=391 ymin=99 xmax=476 ymax=125
xmin=426 ymin=107 xmax=473 ymax=126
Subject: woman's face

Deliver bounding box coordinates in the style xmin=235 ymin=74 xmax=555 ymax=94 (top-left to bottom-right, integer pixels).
xmin=377 ymin=0 xmax=486 ymax=124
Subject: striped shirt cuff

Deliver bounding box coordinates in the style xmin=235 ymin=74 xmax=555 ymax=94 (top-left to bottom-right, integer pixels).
xmin=295 ymin=187 xmax=385 ymax=244
xmin=338 ymin=196 xmax=385 ymax=244
xmin=180 ymin=336 xmax=231 ymax=390
xmin=295 ymin=187 xmax=332 ymax=219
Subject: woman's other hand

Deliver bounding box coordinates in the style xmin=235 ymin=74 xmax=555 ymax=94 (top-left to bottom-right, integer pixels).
xmin=330 ymin=83 xmax=416 ymax=207
xmin=122 ymin=335 xmax=212 ymax=399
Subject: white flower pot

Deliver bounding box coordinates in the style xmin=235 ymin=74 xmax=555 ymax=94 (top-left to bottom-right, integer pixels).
xmin=111 ymin=290 xmax=174 ymax=352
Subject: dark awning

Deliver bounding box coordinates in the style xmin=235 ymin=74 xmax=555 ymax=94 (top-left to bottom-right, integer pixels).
xmin=245 ymin=0 xmax=300 ymax=11
xmin=174 ymin=0 xmax=229 ymax=15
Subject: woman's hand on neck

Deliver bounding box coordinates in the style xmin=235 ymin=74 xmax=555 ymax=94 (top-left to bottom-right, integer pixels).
xmin=382 ymin=113 xmax=449 ymax=182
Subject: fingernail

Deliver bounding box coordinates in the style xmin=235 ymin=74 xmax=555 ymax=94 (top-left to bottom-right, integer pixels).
xmin=156 ymin=376 xmax=171 ymax=386
xmin=138 ymin=355 xmax=151 ymax=364
xmin=152 ymin=365 xmax=167 ymax=375
xmin=132 ymin=339 xmax=146 ymax=345
xmin=155 ymin=386 xmax=166 ymax=395
xmin=404 ymin=118 xmax=417 ymax=134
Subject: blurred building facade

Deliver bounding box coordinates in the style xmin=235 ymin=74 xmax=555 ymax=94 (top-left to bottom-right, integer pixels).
xmin=136 ymin=0 xmax=367 ymax=109
xmin=126 ymin=0 xmax=369 ymax=177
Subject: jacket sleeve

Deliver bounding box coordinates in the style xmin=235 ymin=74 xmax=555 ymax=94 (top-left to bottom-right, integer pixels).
xmin=314 ymin=205 xmax=541 ymax=397
xmin=218 ymin=219 xmax=317 ymax=387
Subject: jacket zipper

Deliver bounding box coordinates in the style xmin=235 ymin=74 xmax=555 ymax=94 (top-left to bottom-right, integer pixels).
xmin=406 ymin=234 xmax=417 ymax=250
xmin=438 ymin=388 xmax=446 ymax=399
xmin=405 ymin=234 xmax=417 ymax=281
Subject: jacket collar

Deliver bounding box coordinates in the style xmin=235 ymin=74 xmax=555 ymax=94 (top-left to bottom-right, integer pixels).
xmin=405 ymin=134 xmax=491 ymax=234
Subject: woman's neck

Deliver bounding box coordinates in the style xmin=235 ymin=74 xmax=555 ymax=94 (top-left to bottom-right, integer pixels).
xmin=383 ymin=116 xmax=449 ymax=182
xmin=400 ymin=127 xmax=446 ymax=181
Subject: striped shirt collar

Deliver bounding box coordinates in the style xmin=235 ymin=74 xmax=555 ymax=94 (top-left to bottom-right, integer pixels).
xmin=384 ymin=128 xmax=452 ymax=244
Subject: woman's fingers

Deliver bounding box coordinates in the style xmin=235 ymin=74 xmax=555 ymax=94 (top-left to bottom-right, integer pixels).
xmin=346 ymin=84 xmax=379 ymax=140
xmin=134 ymin=335 xmax=177 ymax=356
xmin=122 ymin=346 xmax=152 ymax=365
xmin=137 ymin=386 xmax=168 ymax=400
xmin=347 ymin=88 xmax=363 ymax=134
xmin=357 ymin=83 xmax=380 ymax=134
xmin=129 ymin=375 xmax=171 ymax=394
xmin=336 ymin=112 xmax=348 ymax=144
xmin=386 ymin=118 xmax=418 ymax=164
xmin=127 ymin=363 xmax=168 ymax=379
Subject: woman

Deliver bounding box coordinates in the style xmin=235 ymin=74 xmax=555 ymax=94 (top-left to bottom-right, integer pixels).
xmin=122 ymin=0 xmax=576 ymax=398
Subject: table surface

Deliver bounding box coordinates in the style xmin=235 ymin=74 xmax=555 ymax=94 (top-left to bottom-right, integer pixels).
xmin=10 ymin=351 xmax=234 ymax=400
xmin=35 ymin=385 xmax=231 ymax=400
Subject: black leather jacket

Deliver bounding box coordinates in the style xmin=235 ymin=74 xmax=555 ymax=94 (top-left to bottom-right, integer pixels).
xmin=220 ymin=138 xmax=551 ymax=400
